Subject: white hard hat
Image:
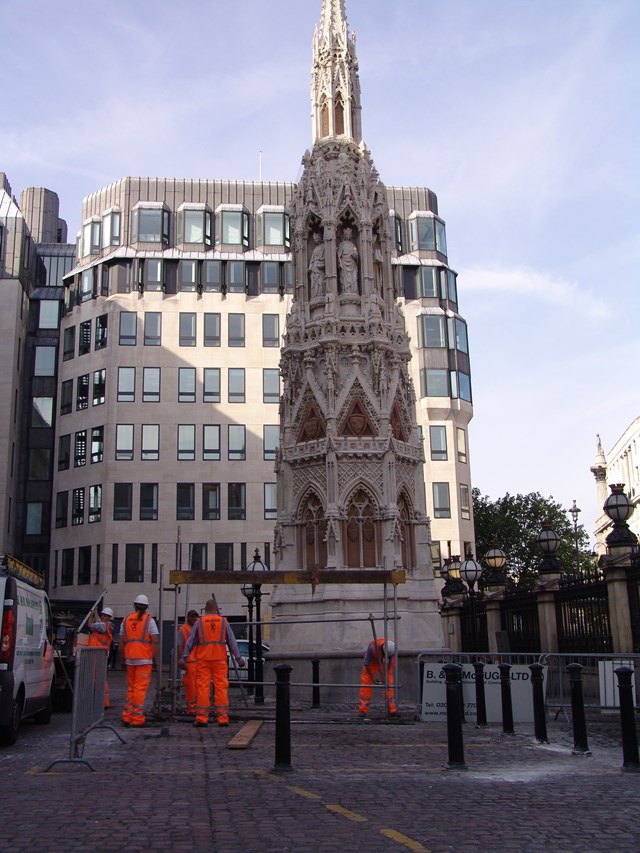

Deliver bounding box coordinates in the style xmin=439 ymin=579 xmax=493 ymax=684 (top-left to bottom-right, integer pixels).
xmin=101 ymin=607 xmax=114 ymax=618
xmin=134 ymin=594 xmax=149 ymax=607
xmin=383 ymin=640 xmax=396 ymax=656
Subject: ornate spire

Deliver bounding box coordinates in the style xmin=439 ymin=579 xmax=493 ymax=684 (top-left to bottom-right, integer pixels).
xmin=311 ymin=0 xmax=362 ymax=145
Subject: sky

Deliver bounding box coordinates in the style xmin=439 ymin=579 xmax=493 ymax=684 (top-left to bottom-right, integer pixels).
xmin=2 ymin=0 xmax=639 ymax=544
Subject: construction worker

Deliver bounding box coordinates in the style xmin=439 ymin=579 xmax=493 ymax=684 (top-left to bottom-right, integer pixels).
xmin=119 ymin=594 xmax=160 ymax=727
xmin=179 ymin=598 xmax=245 ymax=728
xmin=88 ymin=606 xmax=114 ymax=708
xmin=177 ymin=610 xmax=199 ymax=716
xmin=358 ymin=638 xmax=398 ymax=718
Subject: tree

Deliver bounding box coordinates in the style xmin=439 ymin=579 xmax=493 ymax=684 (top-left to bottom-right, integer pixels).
xmin=472 ymin=489 xmax=594 ymax=587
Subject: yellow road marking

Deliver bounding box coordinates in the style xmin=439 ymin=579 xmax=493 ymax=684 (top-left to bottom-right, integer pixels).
xmin=286 ymin=785 xmax=322 ymax=799
xmin=380 ymin=828 xmax=430 ymax=851
xmin=325 ymin=804 xmax=368 ymax=822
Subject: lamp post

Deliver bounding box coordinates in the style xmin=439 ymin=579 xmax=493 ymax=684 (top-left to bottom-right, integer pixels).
xmin=245 ymin=548 xmax=269 ymax=705
xmin=537 ymin=520 xmax=562 ymax=577
xmin=568 ymin=500 xmax=581 ymax=573
xmin=459 ymin=551 xmax=483 ymax=652
xmin=483 ymin=541 xmax=507 ymax=588
xmin=240 ymin=583 xmax=255 ymax=695
xmin=603 ymin=484 xmax=637 ymax=550
xmin=441 ymin=555 xmax=465 ymax=597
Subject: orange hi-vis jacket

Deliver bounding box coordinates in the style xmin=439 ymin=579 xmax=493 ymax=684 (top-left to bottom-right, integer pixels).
xmin=121 ymin=613 xmax=153 ymax=662
xmin=88 ymin=621 xmax=113 ymax=650
xmin=193 ymin=615 xmax=228 ymax=662
xmin=178 ymin=623 xmax=195 ymax=661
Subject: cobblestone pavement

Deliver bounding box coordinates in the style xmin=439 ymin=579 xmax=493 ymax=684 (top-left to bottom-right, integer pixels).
xmin=2 ymin=671 xmax=639 ymax=853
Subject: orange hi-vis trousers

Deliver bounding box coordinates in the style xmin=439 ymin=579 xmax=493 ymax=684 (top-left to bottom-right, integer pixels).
xmin=122 ymin=664 xmax=152 ymax=725
xmin=182 ymin=661 xmax=197 ymax=714
xmin=195 ymin=660 xmax=230 ymax=724
xmin=358 ymin=662 xmax=396 ymax=714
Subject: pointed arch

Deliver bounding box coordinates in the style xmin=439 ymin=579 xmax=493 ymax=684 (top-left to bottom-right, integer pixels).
xmin=397 ymin=490 xmax=416 ymax=570
xmin=297 ymin=402 xmax=327 ymax=443
xmin=321 ymin=96 xmax=330 ymax=138
xmin=334 ymin=93 xmax=345 ymax=135
xmin=339 ymin=398 xmax=377 ymax=438
xmin=390 ymin=400 xmax=408 ymax=442
xmin=297 ymin=491 xmax=327 ymax=570
xmin=343 ymin=486 xmax=380 ymax=568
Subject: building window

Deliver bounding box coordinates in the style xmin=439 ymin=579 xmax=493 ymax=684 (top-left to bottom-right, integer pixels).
xmin=92 ymin=369 xmax=106 ymax=406
xmin=261 ymin=262 xmax=279 ymax=294
xmin=80 ymin=269 xmax=94 ymax=302
xmin=227 ymin=261 xmax=245 ymax=293
xmin=203 ymin=368 xmax=220 ymax=403
xmin=202 ymin=483 xmax=220 ymax=520
xmin=55 ymin=491 xmax=68 ymax=528
xmin=228 ymin=483 xmax=246 ymax=521
xmin=228 ymin=425 xmax=246 ymax=461
xmin=264 ymin=483 xmax=277 ymax=520
xmin=450 ymin=371 xmax=472 ymax=402
xmin=262 ymin=314 xmax=279 ymax=347
xmin=179 ymin=207 xmax=213 ymax=246
xmin=83 ymin=220 xmax=101 ymax=256
xmin=447 ymin=270 xmax=457 ymax=303
xmin=460 ymin=484 xmax=471 ymax=520
xmin=263 ymin=424 xmax=279 ymax=461
xmin=89 ymin=485 xmax=102 ymax=523
xmin=78 ymin=320 xmax=91 ymax=355
xmin=125 ymin=544 xmax=145 ymax=583
xmin=418 ymin=315 xmax=446 ymax=348
xmin=61 ymin=549 xmax=74 ymax=586
xmin=178 ymin=367 xmax=196 ymax=403
xmin=58 ymin=434 xmax=70 ymax=470
xmin=189 ymin=543 xmax=207 ymax=572
xmin=284 ymin=261 xmax=294 ymax=293
xmin=203 ymin=425 xmax=221 ymax=461
xmin=419 ymin=267 xmax=438 ymax=298
xmin=263 ymin=369 xmax=280 ymax=404
xmin=76 ymin=374 xmax=90 ymax=410
xmin=177 ymin=424 xmax=195 ymax=460
xmin=429 ymin=426 xmax=447 ymax=461
xmin=72 ymin=487 xmax=85 ymax=525
xmin=132 ymin=207 xmax=169 ymax=244
xmin=34 ymin=346 xmax=56 ymax=376
xmin=228 ymin=368 xmax=245 ymax=403
xmin=143 ymin=367 xmax=161 ymax=402
xmin=435 ymin=220 xmax=447 ymax=255
xmin=215 ymin=209 xmax=249 ymax=248
xmin=151 ymin=544 xmax=158 ymax=584
xmin=28 ymin=448 xmax=51 ymax=480
xmin=60 ymin=380 xmax=73 ymax=415
xmin=420 ymin=368 xmax=449 ymax=398
xmin=141 ymin=424 xmax=160 ymax=461
xmin=32 ymin=396 xmax=54 ymax=428
xmin=143 ymin=312 xmax=162 ymax=346
xmin=91 ymin=426 xmax=104 ymax=464
xmin=457 ymin=428 xmax=467 ymax=464
xmin=204 ymin=313 xmax=221 ymax=346
xmin=118 ymin=367 xmax=136 ymax=402
xmin=449 ymin=317 xmax=468 ymax=353
xmin=228 ymin=314 xmax=245 ymax=347
xmin=115 ymin=424 xmax=134 ymax=460
xmin=203 ymin=260 xmax=222 ymax=292
xmin=177 ymin=483 xmax=195 ymax=520
xmin=409 ymin=215 xmax=435 ymax=251
xmin=102 ymin=210 xmax=121 ymax=248
xmin=140 ymin=483 xmax=159 ymax=520
xmin=63 ymin=326 xmax=75 ymax=360
xmin=432 ymin=483 xmax=451 ymax=519
xmin=179 ymin=313 xmax=196 ymax=347
xmin=74 ymin=430 xmax=87 ymax=467
xmin=140 ymin=259 xmax=163 ymax=292
xmin=215 ymin=543 xmax=233 ymax=571
xmin=113 ymin=483 xmax=133 ymax=520
xmin=119 ymin=311 xmax=137 ymax=346
xmin=25 ymin=502 xmax=46 ymax=535
xmin=179 ymin=260 xmax=197 ymax=292
xmin=39 ymin=300 xmax=59 ymax=330
xmin=95 ymin=314 xmax=108 ymax=349
xmin=390 ymin=213 xmax=403 ymax=253
xmin=256 ymin=210 xmax=290 ymax=248
xmin=112 ymin=544 xmax=119 ymax=584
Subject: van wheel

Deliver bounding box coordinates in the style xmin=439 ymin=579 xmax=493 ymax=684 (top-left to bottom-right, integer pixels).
xmin=0 ymin=689 xmax=24 ymax=746
xmin=34 ymin=683 xmax=54 ymax=725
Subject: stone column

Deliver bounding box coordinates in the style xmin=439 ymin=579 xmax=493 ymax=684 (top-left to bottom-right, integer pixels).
xmin=536 ymin=588 xmax=558 ymax=654
xmin=441 ymin=605 xmax=462 ymax=653
xmin=485 ymin=599 xmax=502 ymax=654
xmin=604 ymin=559 xmax=634 ymax=653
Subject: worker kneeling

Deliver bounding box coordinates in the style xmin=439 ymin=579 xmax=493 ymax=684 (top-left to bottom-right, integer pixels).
xmin=179 ymin=599 xmax=245 ymax=728
xmin=358 ymin=639 xmax=398 ymax=718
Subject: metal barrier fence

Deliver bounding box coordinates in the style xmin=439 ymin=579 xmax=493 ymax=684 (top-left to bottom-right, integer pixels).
xmin=44 ymin=647 xmax=124 ymax=772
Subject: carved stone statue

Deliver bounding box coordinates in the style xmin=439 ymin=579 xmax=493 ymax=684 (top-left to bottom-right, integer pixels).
xmin=337 ymin=227 xmax=359 ymax=293
xmin=308 ymin=231 xmax=326 ymax=298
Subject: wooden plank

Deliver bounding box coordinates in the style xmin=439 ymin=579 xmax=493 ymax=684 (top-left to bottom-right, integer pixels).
xmin=169 ymin=569 xmax=406 ymax=586
xmin=227 ymin=719 xmax=263 ymax=750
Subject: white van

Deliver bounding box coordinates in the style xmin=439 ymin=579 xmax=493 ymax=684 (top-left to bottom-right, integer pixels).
xmin=0 ymin=554 xmax=55 ymax=745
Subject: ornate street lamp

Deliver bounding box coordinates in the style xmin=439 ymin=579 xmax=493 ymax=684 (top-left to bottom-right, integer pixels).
xmin=441 ymin=555 xmax=465 ymax=597
xmin=537 ymin=520 xmax=562 ymax=576
xmin=568 ymin=500 xmax=581 ymax=573
xmin=245 ymin=548 xmax=269 ymax=705
xmin=240 ymin=583 xmax=256 ymax=695
xmin=483 ymin=541 xmax=507 ymax=588
xmin=459 ymin=551 xmax=483 ymax=652
xmin=603 ymin=484 xmax=637 ymax=550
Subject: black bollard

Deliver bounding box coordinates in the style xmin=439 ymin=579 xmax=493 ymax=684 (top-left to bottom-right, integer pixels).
xmin=443 ymin=663 xmax=467 ymax=770
xmin=311 ymin=659 xmax=320 ymax=708
xmin=273 ymin=664 xmax=294 ymax=773
xmin=614 ymin=666 xmax=640 ymax=772
xmin=473 ymin=661 xmax=487 ymax=727
xmin=498 ymin=663 xmax=514 ymax=734
xmin=567 ymin=663 xmax=591 ymax=756
xmin=529 ymin=663 xmax=549 ymax=744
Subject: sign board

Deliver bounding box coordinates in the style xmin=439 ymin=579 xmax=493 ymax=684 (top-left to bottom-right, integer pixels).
xmin=421 ymin=663 xmax=547 ymax=724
